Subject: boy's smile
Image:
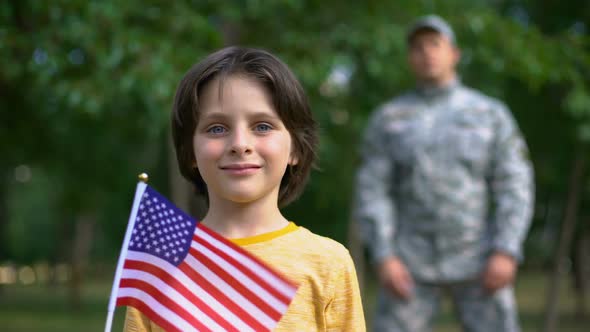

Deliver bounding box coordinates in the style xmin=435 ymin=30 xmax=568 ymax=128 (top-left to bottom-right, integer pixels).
xmin=192 ymin=75 xmax=297 ymax=206
xmin=220 ymin=163 xmax=262 ymax=176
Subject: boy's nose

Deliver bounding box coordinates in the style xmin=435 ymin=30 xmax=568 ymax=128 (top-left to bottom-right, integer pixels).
xmin=229 ymin=130 xmax=253 ymax=155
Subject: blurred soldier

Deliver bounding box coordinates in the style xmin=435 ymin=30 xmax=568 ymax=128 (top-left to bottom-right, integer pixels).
xmin=353 ymin=15 xmax=534 ymax=332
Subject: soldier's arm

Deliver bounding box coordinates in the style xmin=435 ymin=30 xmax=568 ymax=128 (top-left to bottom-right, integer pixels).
xmin=353 ymin=109 xmax=397 ymax=264
xmin=488 ymin=103 xmax=535 ymax=261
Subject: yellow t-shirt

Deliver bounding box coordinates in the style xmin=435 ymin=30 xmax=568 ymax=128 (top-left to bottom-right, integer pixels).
xmin=123 ymin=222 xmax=366 ymax=331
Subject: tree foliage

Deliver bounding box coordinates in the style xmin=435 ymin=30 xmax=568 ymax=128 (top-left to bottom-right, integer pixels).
xmin=1 ymin=0 xmax=588 ymax=264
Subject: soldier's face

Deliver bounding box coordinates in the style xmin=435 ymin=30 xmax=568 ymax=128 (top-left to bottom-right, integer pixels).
xmin=408 ymin=30 xmax=460 ymax=85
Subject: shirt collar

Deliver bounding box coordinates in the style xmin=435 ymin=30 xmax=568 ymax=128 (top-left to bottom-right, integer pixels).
xmin=416 ymin=77 xmax=460 ymax=99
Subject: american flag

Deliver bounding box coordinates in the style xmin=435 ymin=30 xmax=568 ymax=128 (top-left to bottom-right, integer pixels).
xmin=106 ymin=183 xmax=298 ymax=332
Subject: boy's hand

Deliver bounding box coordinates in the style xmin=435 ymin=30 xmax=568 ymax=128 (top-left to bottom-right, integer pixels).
xmin=378 ymin=257 xmax=414 ymax=300
xmin=482 ymin=252 xmax=517 ymax=293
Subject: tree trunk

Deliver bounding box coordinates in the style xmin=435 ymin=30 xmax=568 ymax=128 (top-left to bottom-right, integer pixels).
xmin=574 ymin=225 xmax=589 ymax=318
xmin=69 ymin=213 xmax=96 ymax=310
xmin=0 ymin=170 xmax=7 ymax=295
xmin=544 ymin=150 xmax=587 ymax=332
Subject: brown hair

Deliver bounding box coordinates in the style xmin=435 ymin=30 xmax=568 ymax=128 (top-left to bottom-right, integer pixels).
xmin=171 ymin=46 xmax=318 ymax=207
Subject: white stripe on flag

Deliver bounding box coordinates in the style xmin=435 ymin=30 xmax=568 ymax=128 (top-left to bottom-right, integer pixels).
xmin=195 ymin=228 xmax=297 ymax=298
xmin=124 ymin=251 xmax=255 ymax=332
xmin=118 ymin=287 xmax=197 ymax=332
xmin=121 ymin=269 xmax=230 ymax=332
xmin=192 ymin=241 xmax=288 ymax=312
xmin=183 ymin=254 xmax=275 ymax=329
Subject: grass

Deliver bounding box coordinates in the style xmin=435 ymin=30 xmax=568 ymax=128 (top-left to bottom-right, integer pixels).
xmin=0 ymin=270 xmax=587 ymax=331
xmin=0 ymin=280 xmax=127 ymax=332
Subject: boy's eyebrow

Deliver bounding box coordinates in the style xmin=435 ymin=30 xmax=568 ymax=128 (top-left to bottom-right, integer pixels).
xmin=200 ymin=110 xmax=281 ymax=121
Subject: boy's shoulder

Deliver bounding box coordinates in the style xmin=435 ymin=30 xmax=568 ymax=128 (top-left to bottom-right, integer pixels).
xmin=291 ymin=226 xmax=352 ymax=260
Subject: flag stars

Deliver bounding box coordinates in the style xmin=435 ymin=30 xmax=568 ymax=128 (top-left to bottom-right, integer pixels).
xmin=131 ymin=189 xmax=198 ymax=262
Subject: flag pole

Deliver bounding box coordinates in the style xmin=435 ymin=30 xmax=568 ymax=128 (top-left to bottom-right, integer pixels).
xmin=104 ymin=173 xmax=149 ymax=332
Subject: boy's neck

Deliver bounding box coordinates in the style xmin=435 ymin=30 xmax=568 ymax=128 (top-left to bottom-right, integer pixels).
xmin=201 ymin=194 xmax=289 ymax=239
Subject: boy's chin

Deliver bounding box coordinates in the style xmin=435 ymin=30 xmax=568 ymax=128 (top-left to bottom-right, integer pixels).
xmin=221 ymin=191 xmax=267 ymax=205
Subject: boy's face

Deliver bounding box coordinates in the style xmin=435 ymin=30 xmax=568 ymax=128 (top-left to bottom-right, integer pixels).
xmin=407 ymin=29 xmax=460 ymax=85
xmin=192 ymin=75 xmax=297 ymax=206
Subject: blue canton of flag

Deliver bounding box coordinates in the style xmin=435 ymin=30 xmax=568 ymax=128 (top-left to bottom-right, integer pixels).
xmin=128 ymin=186 xmax=196 ymax=266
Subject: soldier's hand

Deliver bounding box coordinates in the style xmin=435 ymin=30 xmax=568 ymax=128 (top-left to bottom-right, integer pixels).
xmin=378 ymin=257 xmax=414 ymax=300
xmin=482 ymin=252 xmax=517 ymax=293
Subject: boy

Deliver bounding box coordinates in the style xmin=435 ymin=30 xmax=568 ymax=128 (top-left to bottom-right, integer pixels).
xmin=124 ymin=46 xmax=366 ymax=331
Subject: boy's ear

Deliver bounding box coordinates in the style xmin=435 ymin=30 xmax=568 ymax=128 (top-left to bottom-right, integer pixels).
xmin=288 ymin=153 xmax=299 ymax=166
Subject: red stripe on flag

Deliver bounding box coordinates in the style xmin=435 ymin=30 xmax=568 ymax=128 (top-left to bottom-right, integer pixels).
xmin=123 ymin=260 xmax=239 ymax=332
xmin=119 ymin=279 xmax=213 ymax=332
xmin=198 ymin=224 xmax=298 ymax=289
xmin=188 ymin=247 xmax=282 ymax=321
xmin=117 ymin=297 xmax=183 ymax=332
xmin=193 ymin=234 xmax=292 ymax=304
xmin=178 ymin=262 xmax=269 ymax=331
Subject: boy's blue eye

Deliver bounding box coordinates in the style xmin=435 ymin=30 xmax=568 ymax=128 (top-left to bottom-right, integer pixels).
xmin=255 ymin=123 xmax=272 ymax=132
xmin=207 ymin=126 xmax=226 ymax=134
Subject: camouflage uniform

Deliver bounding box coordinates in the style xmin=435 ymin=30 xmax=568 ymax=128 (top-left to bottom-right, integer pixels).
xmin=353 ymin=80 xmax=534 ymax=332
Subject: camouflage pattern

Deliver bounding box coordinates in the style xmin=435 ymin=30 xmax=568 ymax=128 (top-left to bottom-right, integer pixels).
xmin=372 ymin=282 xmax=519 ymax=332
xmin=353 ymin=80 xmax=533 ymax=331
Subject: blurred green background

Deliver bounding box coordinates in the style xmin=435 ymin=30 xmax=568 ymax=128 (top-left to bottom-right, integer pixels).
xmin=1 ymin=0 xmax=589 ymax=331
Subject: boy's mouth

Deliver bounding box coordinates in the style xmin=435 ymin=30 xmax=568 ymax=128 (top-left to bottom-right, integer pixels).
xmin=220 ymin=163 xmax=261 ymax=170
xmin=220 ymin=163 xmax=261 ymax=175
